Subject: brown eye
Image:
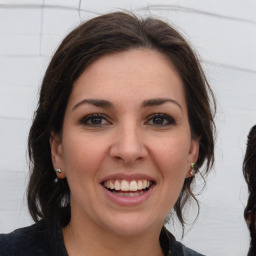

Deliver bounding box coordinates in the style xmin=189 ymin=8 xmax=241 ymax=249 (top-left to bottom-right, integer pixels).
xmin=80 ymin=114 xmax=111 ymax=127
xmin=91 ymin=117 xmax=103 ymax=125
xmin=147 ymin=114 xmax=176 ymax=126
xmin=152 ymin=117 xmax=165 ymax=125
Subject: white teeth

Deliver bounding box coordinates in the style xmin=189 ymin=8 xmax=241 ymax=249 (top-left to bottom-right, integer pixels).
xmin=142 ymin=180 xmax=147 ymax=189
xmin=113 ymin=191 xmax=144 ymax=197
xmin=109 ymin=181 xmax=115 ymax=190
xmin=104 ymin=179 xmax=152 ymax=192
xmin=130 ymin=180 xmax=137 ymax=191
xmin=137 ymin=180 xmax=142 ymax=190
xmin=114 ymin=180 xmax=121 ymax=190
xmin=121 ymin=180 xmax=129 ymax=191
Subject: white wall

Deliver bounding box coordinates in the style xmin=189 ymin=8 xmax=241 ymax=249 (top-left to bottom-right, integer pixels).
xmin=0 ymin=1 xmax=255 ymax=255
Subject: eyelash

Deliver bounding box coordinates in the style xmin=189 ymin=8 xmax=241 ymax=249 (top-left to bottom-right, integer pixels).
xmin=146 ymin=113 xmax=176 ymax=127
xmin=79 ymin=113 xmax=176 ymax=127
xmin=79 ymin=113 xmax=111 ymax=127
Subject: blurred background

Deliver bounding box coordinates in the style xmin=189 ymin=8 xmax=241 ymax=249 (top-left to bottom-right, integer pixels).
xmin=0 ymin=1 xmax=256 ymax=255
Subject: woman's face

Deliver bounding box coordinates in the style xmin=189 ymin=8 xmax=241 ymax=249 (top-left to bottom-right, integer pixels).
xmin=50 ymin=49 xmax=199 ymax=237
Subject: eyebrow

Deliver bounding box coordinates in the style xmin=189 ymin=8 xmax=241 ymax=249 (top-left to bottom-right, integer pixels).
xmin=72 ymin=99 xmax=113 ymax=111
xmin=142 ymin=98 xmax=182 ymax=111
xmin=72 ymin=98 xmax=182 ymax=112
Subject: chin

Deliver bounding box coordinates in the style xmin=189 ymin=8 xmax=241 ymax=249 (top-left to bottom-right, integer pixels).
xmin=101 ymin=212 xmax=163 ymax=237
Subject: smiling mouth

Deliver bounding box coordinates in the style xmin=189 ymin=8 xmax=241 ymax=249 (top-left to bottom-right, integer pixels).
xmin=102 ymin=179 xmax=154 ymax=197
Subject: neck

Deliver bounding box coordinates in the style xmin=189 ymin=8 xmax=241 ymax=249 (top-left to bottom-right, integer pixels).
xmin=63 ymin=215 xmax=163 ymax=256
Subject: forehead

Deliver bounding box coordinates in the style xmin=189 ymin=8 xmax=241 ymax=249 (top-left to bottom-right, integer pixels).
xmin=68 ymin=49 xmax=186 ymax=108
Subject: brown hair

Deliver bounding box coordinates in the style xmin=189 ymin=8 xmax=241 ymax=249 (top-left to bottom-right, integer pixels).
xmin=243 ymin=125 xmax=256 ymax=243
xmin=27 ymin=12 xmax=216 ymax=228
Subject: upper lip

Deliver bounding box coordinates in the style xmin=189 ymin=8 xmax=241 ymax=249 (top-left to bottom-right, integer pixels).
xmin=100 ymin=173 xmax=156 ymax=183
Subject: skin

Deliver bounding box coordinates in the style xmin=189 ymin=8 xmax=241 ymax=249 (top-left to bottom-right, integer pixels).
xmin=50 ymin=48 xmax=199 ymax=256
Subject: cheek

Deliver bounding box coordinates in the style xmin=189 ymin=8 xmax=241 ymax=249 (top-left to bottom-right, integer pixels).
xmin=152 ymin=137 xmax=191 ymax=174
xmin=152 ymin=141 xmax=189 ymax=213
xmin=61 ymin=133 xmax=106 ymax=179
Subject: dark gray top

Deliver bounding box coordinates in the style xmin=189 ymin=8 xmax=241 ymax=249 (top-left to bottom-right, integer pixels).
xmin=0 ymin=219 xmax=204 ymax=256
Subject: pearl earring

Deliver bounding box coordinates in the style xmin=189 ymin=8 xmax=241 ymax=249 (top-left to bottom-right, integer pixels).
xmin=55 ymin=168 xmax=62 ymax=173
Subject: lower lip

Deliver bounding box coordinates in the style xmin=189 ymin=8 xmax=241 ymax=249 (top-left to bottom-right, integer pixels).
xmin=102 ymin=185 xmax=155 ymax=206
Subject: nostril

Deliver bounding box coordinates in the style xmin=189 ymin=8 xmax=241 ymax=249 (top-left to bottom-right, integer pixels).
xmin=109 ymin=131 xmax=148 ymax=162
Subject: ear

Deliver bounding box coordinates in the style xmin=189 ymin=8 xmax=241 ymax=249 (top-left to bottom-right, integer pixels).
xmin=49 ymin=132 xmax=66 ymax=179
xmin=186 ymin=138 xmax=200 ymax=178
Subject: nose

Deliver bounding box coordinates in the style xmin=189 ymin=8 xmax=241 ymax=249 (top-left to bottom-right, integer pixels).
xmin=109 ymin=122 xmax=148 ymax=164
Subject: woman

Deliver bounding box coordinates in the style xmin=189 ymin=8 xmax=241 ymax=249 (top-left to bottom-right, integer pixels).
xmin=243 ymin=125 xmax=256 ymax=255
xmin=0 ymin=12 xmax=215 ymax=255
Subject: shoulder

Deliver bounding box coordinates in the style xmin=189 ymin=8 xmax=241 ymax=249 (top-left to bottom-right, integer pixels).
xmin=161 ymin=227 xmax=205 ymax=256
xmin=0 ymin=221 xmax=49 ymax=256
xmin=173 ymin=240 xmax=205 ymax=256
